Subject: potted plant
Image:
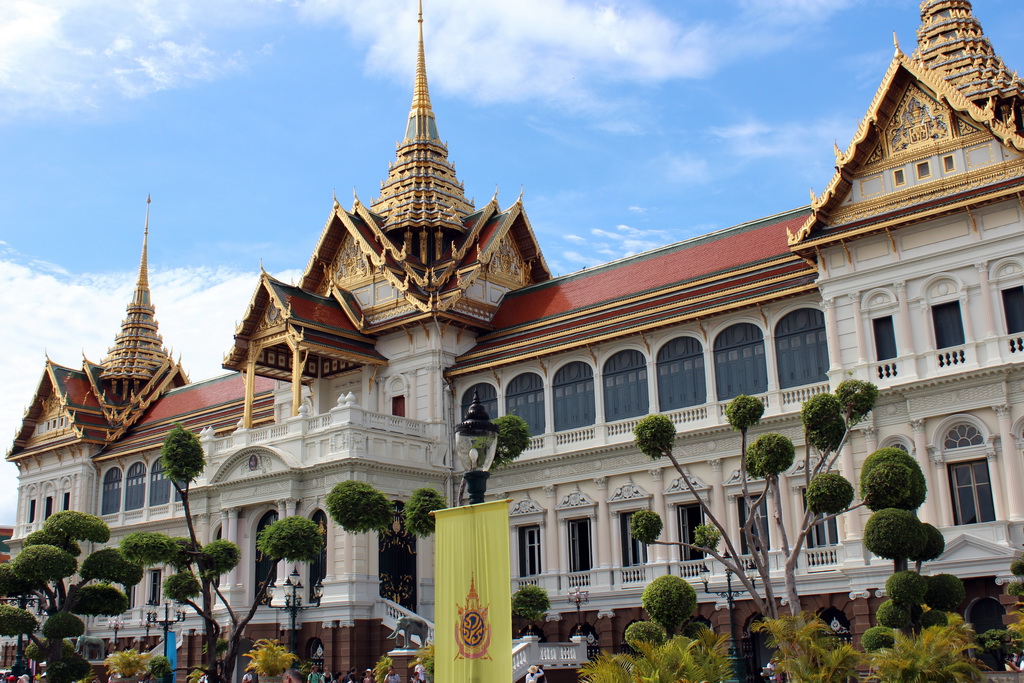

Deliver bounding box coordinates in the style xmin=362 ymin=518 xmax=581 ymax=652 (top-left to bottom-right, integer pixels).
xmin=244 ymin=639 xmax=297 ymax=683
xmin=106 ymin=649 xmax=152 ymax=682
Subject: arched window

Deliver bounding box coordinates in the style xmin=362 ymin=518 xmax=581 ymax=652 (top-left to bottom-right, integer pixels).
xmin=461 ymin=383 xmax=498 ymax=421
xmin=101 ymin=468 xmax=123 ymax=515
xmin=553 ymin=362 xmax=595 ymax=432
xmin=775 ymin=309 xmax=829 ymax=389
xmin=506 ymin=373 xmax=545 ymax=436
xmin=714 ymin=323 xmax=767 ymax=400
xmin=124 ymin=463 xmax=147 ymax=511
xmin=603 ymin=350 xmax=648 ymax=422
xmin=309 ymin=510 xmax=328 ymax=602
xmin=657 ymin=337 xmax=706 ymax=410
xmin=944 ymin=423 xmax=984 ymax=449
xmin=149 ymin=461 xmax=171 ymax=506
xmin=255 ymin=510 xmax=279 ymax=587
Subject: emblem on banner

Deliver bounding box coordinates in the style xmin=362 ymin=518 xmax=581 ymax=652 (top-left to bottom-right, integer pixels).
xmin=455 ymin=576 xmax=491 ymax=659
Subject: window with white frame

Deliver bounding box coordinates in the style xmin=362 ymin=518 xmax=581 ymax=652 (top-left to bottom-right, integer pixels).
xmin=677 ymin=502 xmax=705 ymax=560
xmin=567 ymin=518 xmax=593 ymax=573
xmin=944 ymin=423 xmax=983 ymax=449
xmin=932 ymin=301 xmax=966 ymax=349
xmin=124 ymin=462 xmax=147 ymax=511
xmin=553 ymin=362 xmax=596 ymax=432
xmin=774 ymin=308 xmax=829 ymax=389
xmin=714 ymin=323 xmax=767 ymax=400
xmin=101 ymin=468 xmax=122 ymax=515
xmin=506 ymin=372 xmax=545 ymax=436
xmin=149 ymin=461 xmax=171 ymax=506
xmin=518 ymin=525 xmax=542 ymax=577
xmin=148 ymin=569 xmax=162 ymax=605
xmin=1001 ymin=286 xmax=1024 ymax=334
xmin=619 ymin=512 xmax=648 ymax=567
xmin=873 ymin=316 xmax=898 ymax=361
xmin=603 ymin=350 xmax=649 ymax=422
xmin=738 ymin=497 xmax=770 ymax=554
xmin=949 ymin=460 xmax=995 ymax=525
xmin=657 ymin=336 xmax=706 ymax=410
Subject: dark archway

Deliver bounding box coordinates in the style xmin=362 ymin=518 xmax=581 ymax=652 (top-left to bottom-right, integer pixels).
xmin=741 ymin=613 xmax=772 ymax=683
xmin=378 ymin=501 xmax=417 ymax=610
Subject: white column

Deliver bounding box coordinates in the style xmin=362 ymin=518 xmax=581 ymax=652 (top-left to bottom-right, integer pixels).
xmin=931 ymin=455 xmax=953 ymax=529
xmin=823 ymin=298 xmax=842 ymax=372
xmin=959 ymin=293 xmax=975 ymax=342
xmin=276 ymin=499 xmax=289 ymax=580
xmin=709 ymin=459 xmax=726 ymax=531
xmin=766 ymin=487 xmax=782 ymax=551
xmin=592 ymin=361 xmax=606 ymax=425
xmin=911 ymin=420 xmax=937 ymax=525
xmin=544 ymin=485 xmax=559 ymax=575
xmin=896 ymin=282 xmax=915 ymax=354
xmin=840 ymin=441 xmax=861 ymax=538
xmin=646 ymin=353 xmax=659 ymax=413
xmin=776 ymin=480 xmax=795 ymax=550
xmin=920 ymin=301 xmax=936 ymax=352
xmin=985 ymin=449 xmax=1007 ymax=523
xmin=594 ymin=478 xmax=612 ymax=569
xmin=764 ymin=326 xmax=780 ymax=395
xmin=995 ymin=405 xmax=1024 ymax=520
xmin=851 ymin=291 xmax=867 ymax=363
xmin=324 ymin=520 xmax=337 ymax=582
xmin=224 ymin=508 xmax=240 ymax=587
xmin=976 ymin=263 xmax=997 ymax=337
xmin=649 ymin=469 xmax=670 ymax=564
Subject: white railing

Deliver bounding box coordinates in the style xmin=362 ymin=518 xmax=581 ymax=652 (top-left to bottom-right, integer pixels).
xmin=1007 ymin=335 xmax=1024 ymax=355
xmin=618 ymin=566 xmax=649 ymax=585
xmin=566 ymin=571 xmax=591 ymax=588
xmin=667 ymin=405 xmax=708 ymax=425
xmin=306 ymin=414 xmax=332 ymax=431
xmin=376 ymin=597 xmax=435 ymax=643
xmin=802 ymin=545 xmax=841 ymax=572
xmin=873 ymin=361 xmax=899 ymax=380
xmin=527 ymin=436 xmax=545 ymax=451
xmin=780 ymin=382 xmax=829 ymax=406
xmin=555 ymin=427 xmax=595 ymax=446
xmin=514 ymin=577 xmax=539 ymax=589
xmin=512 ymin=638 xmax=589 ymax=681
xmin=365 ymin=412 xmax=428 ymax=437
xmin=676 ymin=558 xmax=709 ymax=579
xmin=936 ymin=345 xmax=968 ymax=368
xmin=607 ymin=417 xmax=643 ymax=437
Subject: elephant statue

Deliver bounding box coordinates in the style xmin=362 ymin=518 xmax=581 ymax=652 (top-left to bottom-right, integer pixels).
xmin=74 ymin=635 xmax=108 ymax=661
xmin=386 ymin=616 xmax=430 ymax=650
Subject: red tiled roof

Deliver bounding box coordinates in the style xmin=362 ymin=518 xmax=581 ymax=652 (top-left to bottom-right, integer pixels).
xmin=491 ymin=212 xmax=808 ymax=329
xmin=139 ymin=373 xmax=273 ymax=425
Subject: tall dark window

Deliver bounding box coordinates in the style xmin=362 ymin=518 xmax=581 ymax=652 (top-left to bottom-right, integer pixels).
xmin=1002 ymin=287 xmax=1024 ymax=334
xmin=149 ymin=461 xmax=171 ymax=506
xmin=309 ymin=510 xmax=328 ymax=602
xmin=603 ymin=350 xmax=649 ymax=422
xmin=506 ymin=373 xmax=545 ymax=435
xmin=803 ymin=488 xmax=839 ymax=548
xmin=61 ymin=492 xmax=70 ymax=511
xmin=949 ymin=460 xmax=995 ymax=525
xmin=461 ymin=383 xmax=497 ymax=420
xmin=28 ymin=499 xmax=36 ymax=523
xmin=657 ymin=337 xmax=706 ymax=410
xmin=677 ymin=503 xmax=705 ymax=560
xmin=44 ymin=496 xmax=53 ymax=520
xmin=619 ymin=512 xmax=648 ymax=567
xmin=932 ymin=301 xmax=965 ymax=349
xmin=714 ymin=324 xmax=767 ymax=400
xmin=124 ymin=462 xmax=146 ymax=511
xmin=873 ymin=316 xmax=898 ymax=361
xmin=567 ymin=518 xmax=592 ymax=572
xmin=101 ymin=468 xmax=122 ymax=515
xmin=391 ymin=396 xmax=406 ymax=417
xmin=774 ymin=309 xmax=829 ymax=389
xmin=255 ymin=510 xmax=279 ymax=587
xmin=738 ymin=497 xmax=770 ymax=554
xmin=517 ymin=525 xmax=542 ymax=577
xmin=148 ymin=569 xmax=162 ymax=605
xmin=553 ymin=362 xmax=596 ymax=432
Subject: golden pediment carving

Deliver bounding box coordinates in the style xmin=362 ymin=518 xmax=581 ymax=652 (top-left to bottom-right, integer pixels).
xmin=488 ymin=234 xmax=526 ymax=286
xmin=334 ymin=237 xmax=369 ymax=283
xmin=886 ymin=84 xmax=950 ymax=155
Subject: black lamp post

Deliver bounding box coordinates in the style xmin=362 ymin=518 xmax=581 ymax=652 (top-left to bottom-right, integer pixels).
xmin=454 ymin=391 xmax=499 ymax=505
xmin=146 ymin=601 xmax=186 ymax=683
xmin=700 ymin=560 xmax=755 ymax=683
xmin=107 ymin=615 xmax=126 ymax=652
xmin=566 ymin=586 xmax=590 ymax=637
xmin=3 ymin=594 xmax=41 ymax=677
xmin=263 ymin=567 xmax=323 ymax=655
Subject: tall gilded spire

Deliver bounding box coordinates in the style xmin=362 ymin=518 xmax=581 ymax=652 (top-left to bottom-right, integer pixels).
xmin=913 ymin=0 xmax=1024 ymax=106
xmin=371 ymin=0 xmax=474 ymax=257
xmin=100 ymin=196 xmax=171 ymax=394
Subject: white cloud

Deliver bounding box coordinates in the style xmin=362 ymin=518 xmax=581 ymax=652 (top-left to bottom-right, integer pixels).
xmin=0 ymin=253 xmax=296 ymax=525
xmin=709 ymin=115 xmax=849 ymax=161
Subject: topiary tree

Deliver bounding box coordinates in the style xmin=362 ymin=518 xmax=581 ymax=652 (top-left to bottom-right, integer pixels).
xmin=0 ymin=511 xmax=142 ymax=683
xmin=641 ymin=575 xmax=697 ymax=636
xmin=631 ymin=381 xmax=880 ymax=617
xmin=623 ymin=620 xmax=666 ymax=646
xmin=120 ymin=424 xmax=323 ymax=683
xmin=511 ymin=585 xmax=550 ymax=629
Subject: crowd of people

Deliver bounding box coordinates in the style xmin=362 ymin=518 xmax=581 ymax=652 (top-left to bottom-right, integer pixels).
xmin=278 ymin=662 xmax=428 ymax=683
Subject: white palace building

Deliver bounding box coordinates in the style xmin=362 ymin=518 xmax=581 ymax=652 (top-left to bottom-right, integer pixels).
xmin=6 ymin=1 xmax=1024 ymax=680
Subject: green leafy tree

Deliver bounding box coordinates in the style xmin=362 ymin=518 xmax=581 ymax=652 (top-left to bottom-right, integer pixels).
xmin=0 ymin=511 xmax=142 ymax=683
xmin=511 ymin=585 xmax=550 ymax=626
xmin=632 ymin=381 xmax=897 ymax=617
xmin=641 ymin=575 xmax=696 ymax=636
xmin=866 ymin=616 xmax=982 ymax=682
xmin=753 ymin=612 xmax=862 ymax=683
xmin=120 ymin=424 xmax=323 ymax=683
xmin=579 ymin=628 xmax=732 ymax=683
xmin=623 ymin=621 xmax=666 ymax=647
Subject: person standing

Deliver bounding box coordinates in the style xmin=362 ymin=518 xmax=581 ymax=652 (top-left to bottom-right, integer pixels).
xmin=307 ymin=666 xmax=323 ymax=683
xmin=412 ymin=662 xmax=425 ymax=682
xmin=383 ymin=666 xmax=401 ymax=683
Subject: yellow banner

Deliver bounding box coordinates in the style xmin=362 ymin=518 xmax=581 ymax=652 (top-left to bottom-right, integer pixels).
xmin=435 ymin=499 xmax=512 ymax=683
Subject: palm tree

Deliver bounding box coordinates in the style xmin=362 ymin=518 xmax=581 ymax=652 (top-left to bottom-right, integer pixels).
xmin=578 ymin=627 xmax=732 ymax=683
xmin=753 ymin=612 xmax=861 ymax=683
xmin=867 ymin=617 xmax=983 ymax=682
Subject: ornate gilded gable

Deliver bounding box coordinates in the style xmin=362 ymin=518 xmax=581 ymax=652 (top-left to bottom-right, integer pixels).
xmin=885 ymin=83 xmax=950 ymax=155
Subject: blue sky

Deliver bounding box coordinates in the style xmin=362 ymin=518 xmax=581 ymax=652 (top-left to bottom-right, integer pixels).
xmin=1 ymin=0 xmax=1022 ymax=524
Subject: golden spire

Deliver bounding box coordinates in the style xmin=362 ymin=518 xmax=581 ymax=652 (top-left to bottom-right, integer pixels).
xmin=406 ymin=0 xmax=439 ymax=142
xmin=99 ymin=197 xmax=170 ymax=396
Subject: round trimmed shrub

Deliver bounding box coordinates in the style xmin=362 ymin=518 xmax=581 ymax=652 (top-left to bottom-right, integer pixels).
xmin=693 ymin=524 xmax=721 ymax=552
xmin=885 ymin=571 xmax=927 ymax=605
xmin=257 ymin=516 xmax=323 ymax=563
xmin=876 ymin=599 xmax=911 ymax=629
xmin=806 ymin=472 xmax=855 ymax=515
xmin=164 ymin=571 xmax=201 ymax=601
xmin=161 ymin=424 xmax=204 ymax=483
xmin=920 ymin=609 xmax=949 ymax=628
xmin=404 ymin=488 xmax=447 ymax=538
xmin=746 ymin=433 xmax=795 ymax=478
xmin=864 ymin=508 xmax=925 ymax=561
xmin=641 ymin=575 xmax=697 ymax=635
xmin=0 ymin=604 xmax=37 ymax=636
xmin=909 ymin=523 xmax=945 ymax=564
xmin=43 ymin=511 xmax=110 ymax=544
xmin=149 ymin=656 xmax=172 ymax=679
xmin=11 ymin=544 xmax=78 ymax=583
xmin=624 ymin=620 xmax=666 ymax=646
xmin=120 ymin=532 xmax=179 ymax=566
xmin=633 ymin=415 xmax=677 ymax=459
xmin=630 ymin=510 xmax=663 ymax=545
xmin=834 ymin=379 xmax=879 ymax=424
xmin=924 ymin=574 xmax=965 ymax=612
xmin=73 ymin=582 xmax=129 ymax=616
xmin=1008 ymin=581 xmax=1024 ymax=597
xmin=42 ymin=611 xmax=85 ymax=639
xmin=861 ymin=625 xmax=895 ymax=651
xmin=1010 ymin=555 xmax=1024 ymax=577
xmin=47 ymin=655 xmax=93 ymax=683
xmin=79 ymin=548 xmax=143 ymax=587
xmin=326 ymin=481 xmax=392 ymax=534
xmin=725 ymin=395 xmax=764 ymax=431
xmin=860 ymin=448 xmax=926 ymax=511
xmin=801 ymin=393 xmax=845 ymax=453
xmin=23 ymin=529 xmax=80 ymax=555
xmin=511 ymin=585 xmax=550 ymax=623
xmin=200 ymin=540 xmax=241 ymax=577
xmin=0 ymin=563 xmax=34 ymax=597
xmin=862 ymin=463 xmax=920 ymax=512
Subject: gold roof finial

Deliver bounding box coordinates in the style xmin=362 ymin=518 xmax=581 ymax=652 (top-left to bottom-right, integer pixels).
xmin=405 ymin=0 xmax=438 ymax=142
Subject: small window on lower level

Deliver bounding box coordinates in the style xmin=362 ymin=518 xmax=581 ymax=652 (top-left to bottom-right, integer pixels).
xmin=943 ymin=154 xmax=956 ymax=173
xmin=391 ymin=396 xmax=405 ymax=417
xmin=893 ymin=168 xmax=906 ymax=187
xmin=916 ymin=161 xmax=932 ymax=180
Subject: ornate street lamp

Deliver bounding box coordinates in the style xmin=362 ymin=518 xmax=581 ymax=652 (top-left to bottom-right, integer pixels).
xmin=264 ymin=567 xmax=323 ymax=655
xmin=107 ymin=615 xmax=126 ymax=652
xmin=567 ymin=586 xmax=590 ymax=637
xmin=146 ymin=601 xmax=186 ymax=683
xmin=700 ymin=559 xmax=756 ymax=683
xmin=454 ymin=391 xmax=499 ymax=505
xmin=2 ymin=594 xmax=42 ymax=677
